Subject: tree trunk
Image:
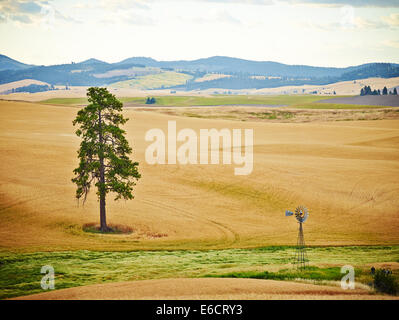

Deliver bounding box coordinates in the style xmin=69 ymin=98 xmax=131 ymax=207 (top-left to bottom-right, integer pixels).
xmin=98 ymin=109 xmax=108 ymax=232
xmin=99 ymin=188 xmax=107 ymax=232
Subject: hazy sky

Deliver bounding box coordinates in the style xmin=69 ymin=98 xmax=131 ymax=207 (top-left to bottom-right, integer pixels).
xmin=0 ymin=0 xmax=398 ymax=67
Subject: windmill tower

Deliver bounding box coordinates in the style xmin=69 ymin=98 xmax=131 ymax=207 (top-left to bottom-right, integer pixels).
xmin=285 ymin=206 xmax=309 ymax=270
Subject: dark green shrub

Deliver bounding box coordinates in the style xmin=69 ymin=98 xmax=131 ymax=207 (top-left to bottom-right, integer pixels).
xmin=145 ymin=97 xmax=156 ymax=104
xmin=373 ymin=269 xmax=398 ymax=295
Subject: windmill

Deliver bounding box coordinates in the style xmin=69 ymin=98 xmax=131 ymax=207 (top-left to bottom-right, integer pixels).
xmin=286 ymin=206 xmax=309 ymax=270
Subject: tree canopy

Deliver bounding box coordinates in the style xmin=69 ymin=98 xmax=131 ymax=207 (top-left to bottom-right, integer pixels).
xmin=72 ymin=87 xmax=141 ymax=231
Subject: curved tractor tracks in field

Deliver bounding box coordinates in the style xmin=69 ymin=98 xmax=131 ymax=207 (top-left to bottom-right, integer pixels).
xmin=138 ymin=198 xmax=240 ymax=245
xmin=0 ymin=194 xmax=51 ymax=213
xmin=137 ymin=169 xmax=287 ymax=246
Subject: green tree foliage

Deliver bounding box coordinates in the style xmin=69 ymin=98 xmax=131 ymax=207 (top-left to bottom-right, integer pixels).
xmin=12 ymin=84 xmax=51 ymax=93
xmin=145 ymin=97 xmax=156 ymax=104
xmin=72 ymin=87 xmax=141 ymax=232
xmin=360 ymin=85 xmax=381 ymax=96
xmin=382 ymin=86 xmax=388 ymax=95
xmin=360 ymin=85 xmax=372 ymax=96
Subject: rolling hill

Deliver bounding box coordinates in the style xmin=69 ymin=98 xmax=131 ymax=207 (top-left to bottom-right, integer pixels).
xmin=109 ymin=71 xmax=193 ymax=90
xmin=110 ymin=56 xmax=399 ymax=79
xmin=0 ymin=54 xmax=34 ymax=71
xmin=0 ymin=54 xmax=399 ymax=91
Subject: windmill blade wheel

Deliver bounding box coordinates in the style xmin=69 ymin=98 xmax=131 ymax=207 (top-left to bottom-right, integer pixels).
xmin=295 ymin=206 xmax=309 ymax=223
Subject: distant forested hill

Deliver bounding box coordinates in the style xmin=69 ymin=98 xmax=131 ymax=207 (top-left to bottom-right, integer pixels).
xmin=0 ymin=54 xmax=398 ymax=90
xmin=0 ymin=54 xmax=34 ymax=71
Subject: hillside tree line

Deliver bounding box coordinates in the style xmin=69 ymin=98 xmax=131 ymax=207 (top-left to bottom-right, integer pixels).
xmin=360 ymin=85 xmax=398 ymax=96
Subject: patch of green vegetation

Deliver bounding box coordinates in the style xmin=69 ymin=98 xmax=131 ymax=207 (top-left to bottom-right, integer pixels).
xmin=130 ymin=95 xmax=331 ymax=107
xmin=281 ymin=111 xmax=295 ymax=119
xmin=40 ymin=97 xmax=89 ymax=105
xmin=373 ymin=269 xmax=399 ymax=295
xmin=293 ymin=103 xmax=388 ymax=110
xmin=267 ymin=112 xmax=277 ymax=120
xmin=250 ymin=111 xmax=277 ymax=119
xmin=180 ymin=111 xmax=238 ymax=120
xmin=110 ymin=72 xmax=193 ymax=90
xmin=249 ymin=110 xmax=295 ymax=120
xmin=41 ymin=95 xmax=382 ymax=110
xmin=182 ymin=112 xmax=205 ymax=118
xmin=1 ymin=246 xmax=397 ymax=299
xmin=206 ymin=266 xmax=358 ymax=282
xmin=40 ymin=97 xmax=137 ymax=106
xmin=82 ymin=223 xmax=133 ymax=235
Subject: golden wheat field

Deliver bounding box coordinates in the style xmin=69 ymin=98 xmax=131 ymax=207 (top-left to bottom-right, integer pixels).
xmin=13 ymin=278 xmax=398 ymax=300
xmin=0 ymin=99 xmax=399 ymax=252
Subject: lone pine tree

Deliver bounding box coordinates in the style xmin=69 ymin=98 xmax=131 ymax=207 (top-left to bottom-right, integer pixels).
xmin=72 ymin=87 xmax=141 ymax=232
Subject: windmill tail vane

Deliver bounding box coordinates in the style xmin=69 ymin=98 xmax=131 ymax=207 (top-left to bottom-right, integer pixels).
xmin=285 ymin=210 xmax=294 ymax=216
xmin=285 ymin=206 xmax=309 ymax=270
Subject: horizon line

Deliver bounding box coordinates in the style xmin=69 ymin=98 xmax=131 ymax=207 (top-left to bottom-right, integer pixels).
xmin=2 ymin=53 xmax=399 ymax=70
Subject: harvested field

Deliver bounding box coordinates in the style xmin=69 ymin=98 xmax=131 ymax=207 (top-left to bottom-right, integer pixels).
xmin=0 ymin=100 xmax=399 ymax=252
xmin=13 ymin=278 xmax=397 ymax=300
xmin=141 ymin=105 xmax=399 ymax=122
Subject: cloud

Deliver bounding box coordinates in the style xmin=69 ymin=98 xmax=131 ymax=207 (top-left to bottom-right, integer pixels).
xmin=188 ymin=0 xmax=399 ymax=7
xmin=196 ymin=0 xmax=275 ymax=4
xmin=11 ymin=14 xmax=33 ymax=23
xmin=98 ymin=0 xmax=150 ymax=11
xmin=382 ymin=13 xmax=399 ymax=27
xmin=0 ymin=0 xmax=79 ymax=25
xmin=215 ymin=10 xmax=242 ymax=24
xmin=353 ymin=17 xmax=386 ymax=29
xmin=179 ymin=9 xmax=242 ymax=26
xmin=383 ymin=40 xmax=399 ymax=49
xmin=275 ymin=0 xmax=399 ymax=7
xmin=100 ymin=13 xmax=155 ymax=26
xmin=17 ymin=1 xmax=42 ymax=14
xmin=298 ymin=17 xmax=384 ymax=31
xmin=299 ymin=13 xmax=397 ymax=31
xmin=0 ymin=1 xmax=45 ymax=21
xmin=72 ymin=0 xmax=153 ymax=26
